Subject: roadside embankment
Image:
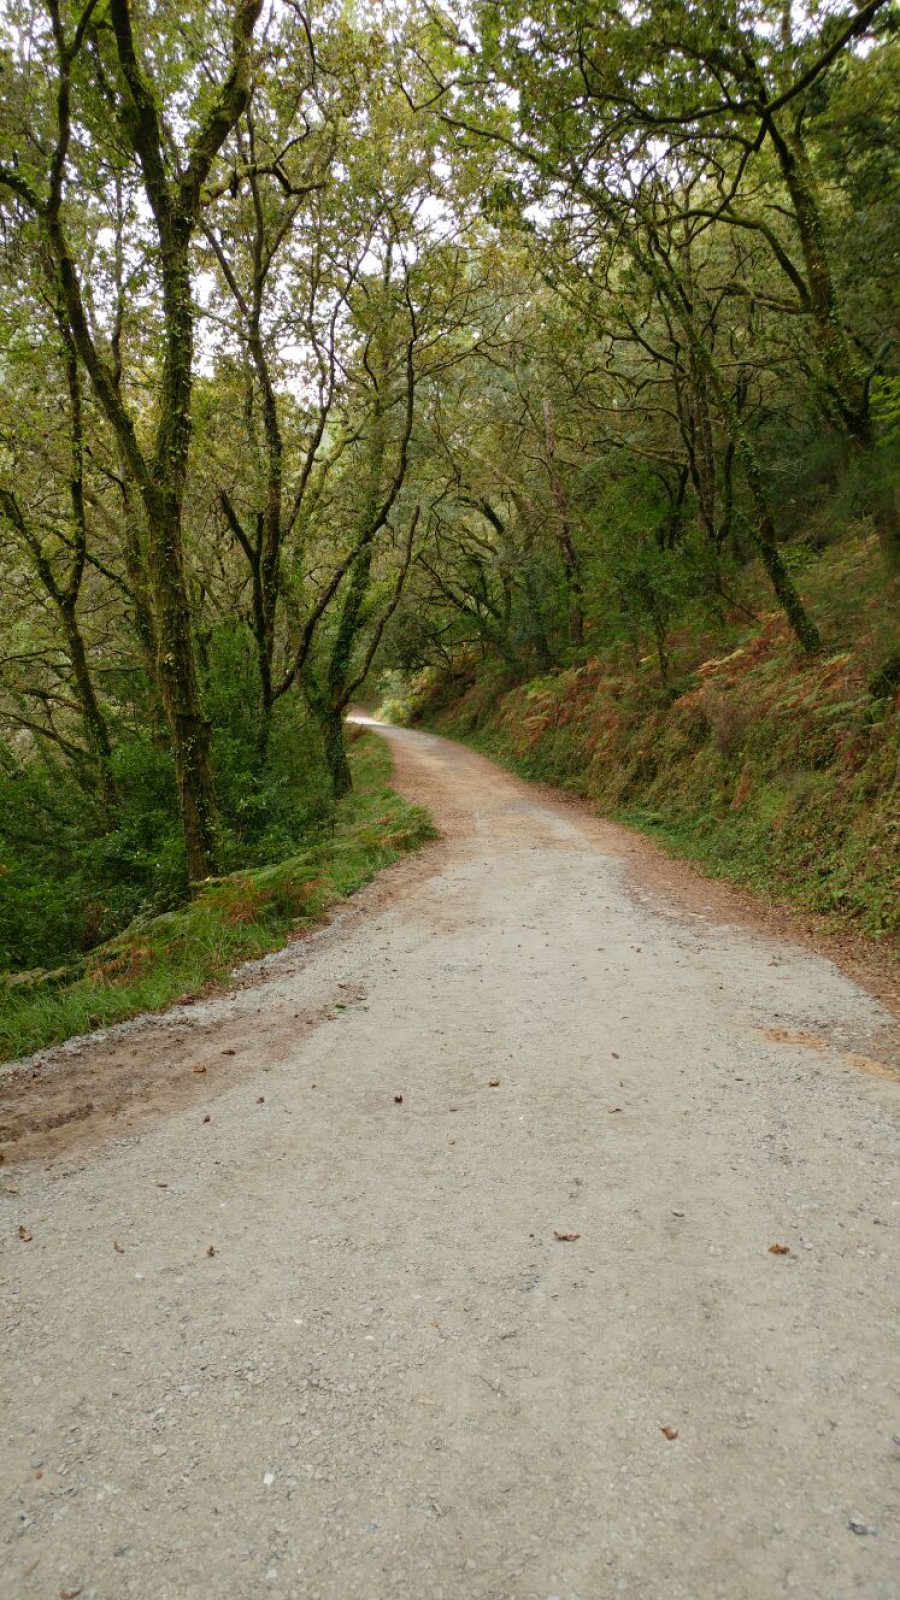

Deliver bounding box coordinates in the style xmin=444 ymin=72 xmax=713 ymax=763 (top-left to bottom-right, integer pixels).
xmin=411 ymin=609 xmax=899 ymax=945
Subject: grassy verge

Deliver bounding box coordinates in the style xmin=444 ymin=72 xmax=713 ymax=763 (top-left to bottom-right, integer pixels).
xmin=0 ymin=731 xmax=435 ymax=1062
xmin=411 ymin=536 xmax=899 ymax=942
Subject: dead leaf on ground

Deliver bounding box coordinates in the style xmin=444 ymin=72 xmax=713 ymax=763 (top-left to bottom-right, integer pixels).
xmin=554 ymin=1231 xmax=580 ymax=1242
xmin=206 ymin=1245 xmax=216 ymax=1256
xmin=221 ymin=1048 xmax=236 ymax=1056
xmin=768 ymin=1243 xmax=790 ymax=1255
xmin=18 ymin=1225 xmax=32 ymax=1242
xmin=113 ymin=1240 xmax=125 ymax=1254
xmin=192 ymin=1065 xmax=207 ymax=1075
xmin=2 ymin=1183 xmax=19 ymax=1194
xmin=60 ymin=1588 xmax=82 ymax=1599
xmin=611 ymin=1051 xmax=620 ymax=1059
xmin=488 ymin=1079 xmax=500 ymax=1087
xmin=608 ymin=1106 xmax=623 ymax=1113
xmin=661 ymin=1426 xmax=679 ymax=1441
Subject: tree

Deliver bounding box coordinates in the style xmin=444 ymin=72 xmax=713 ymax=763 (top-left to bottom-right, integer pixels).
xmin=0 ymin=0 xmax=263 ymax=878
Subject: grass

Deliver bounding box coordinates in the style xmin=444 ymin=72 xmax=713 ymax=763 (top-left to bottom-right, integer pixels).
xmin=412 ymin=532 xmax=899 ymax=941
xmin=0 ymin=731 xmax=436 ymax=1063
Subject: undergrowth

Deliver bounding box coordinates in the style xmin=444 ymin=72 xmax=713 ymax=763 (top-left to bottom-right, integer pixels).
xmin=0 ymin=732 xmax=435 ymax=1062
xmin=406 ymin=535 xmax=899 ymax=940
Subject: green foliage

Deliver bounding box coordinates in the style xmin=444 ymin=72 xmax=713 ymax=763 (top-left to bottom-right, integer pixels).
xmin=0 ymin=666 xmax=338 ymax=973
xmin=0 ymin=733 xmax=436 ymax=1062
xmin=203 ymin=625 xmax=335 ymax=861
xmin=0 ymin=740 xmax=183 ymax=971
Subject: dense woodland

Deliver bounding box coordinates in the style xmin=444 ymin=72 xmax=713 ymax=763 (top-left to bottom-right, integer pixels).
xmin=0 ymin=0 xmax=897 ymax=975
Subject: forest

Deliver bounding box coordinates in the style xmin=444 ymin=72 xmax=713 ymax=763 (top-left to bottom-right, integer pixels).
xmin=0 ymin=0 xmax=897 ymax=1029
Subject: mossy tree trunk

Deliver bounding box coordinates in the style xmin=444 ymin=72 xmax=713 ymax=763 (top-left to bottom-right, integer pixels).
xmin=0 ymin=0 xmax=263 ymax=880
xmin=758 ymin=110 xmax=899 ymax=574
xmin=0 ymin=312 xmax=117 ymax=810
xmin=542 ymin=396 xmax=585 ymax=650
xmin=638 ymin=238 xmax=822 ymax=654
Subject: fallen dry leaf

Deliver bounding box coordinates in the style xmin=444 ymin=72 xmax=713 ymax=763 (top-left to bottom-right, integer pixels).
xmin=206 ymin=1245 xmax=216 ymax=1257
xmin=611 ymin=1051 xmax=620 ymax=1059
xmin=18 ymin=1226 xmax=32 ymax=1242
xmin=113 ymin=1240 xmax=125 ymax=1254
xmin=488 ymin=1078 xmax=500 ymax=1088
xmin=607 ymin=1106 xmax=623 ymax=1114
xmin=768 ymin=1243 xmax=790 ymax=1255
xmin=661 ymin=1426 xmax=679 ymax=1441
xmin=192 ymin=1065 xmax=207 ymax=1075
xmin=60 ymin=1588 xmax=82 ymax=1599
xmin=221 ymin=1048 xmax=236 ymax=1056
xmin=156 ymin=1182 xmax=168 ymax=1189
xmin=554 ymin=1231 xmax=580 ymax=1242
xmin=2 ymin=1183 xmax=19 ymax=1194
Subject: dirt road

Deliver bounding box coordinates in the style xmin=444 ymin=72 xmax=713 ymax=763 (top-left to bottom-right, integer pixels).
xmin=2 ymin=722 xmax=898 ymax=1600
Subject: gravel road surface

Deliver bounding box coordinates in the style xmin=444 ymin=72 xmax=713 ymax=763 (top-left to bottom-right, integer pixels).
xmin=2 ymin=720 xmax=898 ymax=1600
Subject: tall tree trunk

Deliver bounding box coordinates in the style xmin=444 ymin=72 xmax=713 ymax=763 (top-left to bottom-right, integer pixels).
xmin=711 ymin=372 xmax=820 ymax=652
xmin=146 ymin=485 xmax=219 ymax=881
xmin=686 ymin=357 xmax=718 ymax=545
xmin=543 ymin=397 xmax=585 ymax=648
xmin=319 ymin=704 xmax=353 ymax=799
xmin=219 ymin=495 xmax=275 ymax=758
xmin=522 ymin=568 xmax=555 ymax=673
xmin=59 ymin=599 xmax=117 ymax=808
xmin=0 ymin=486 xmax=118 ymax=808
xmin=22 ymin=0 xmax=264 ymax=878
xmin=653 ymin=257 xmax=822 ymax=653
xmin=118 ymin=473 xmax=167 ymax=738
xmin=764 ymin=116 xmax=899 ymax=572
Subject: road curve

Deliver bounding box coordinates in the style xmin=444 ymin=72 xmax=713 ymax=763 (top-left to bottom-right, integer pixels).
xmin=2 ymin=720 xmax=898 ymax=1600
